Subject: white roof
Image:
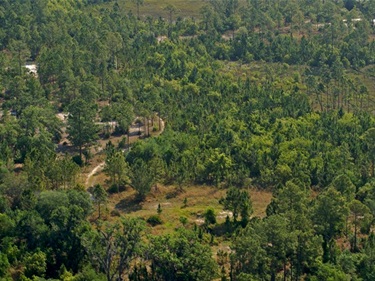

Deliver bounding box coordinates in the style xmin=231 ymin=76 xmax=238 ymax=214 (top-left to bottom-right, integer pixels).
xmin=25 ymin=64 xmax=37 ymax=75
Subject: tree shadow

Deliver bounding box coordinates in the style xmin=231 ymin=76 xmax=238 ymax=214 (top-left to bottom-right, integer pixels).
xmin=165 ymin=187 xmax=185 ymax=199
xmin=211 ymin=222 xmax=231 ymax=237
xmin=115 ymin=194 xmax=142 ymax=213
xmin=107 ymin=183 xmax=127 ymax=194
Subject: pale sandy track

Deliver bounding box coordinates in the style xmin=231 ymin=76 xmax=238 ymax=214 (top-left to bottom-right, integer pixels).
xmin=85 ymin=117 xmax=165 ymax=188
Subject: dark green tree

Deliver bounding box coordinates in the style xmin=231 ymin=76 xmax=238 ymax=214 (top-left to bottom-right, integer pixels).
xmin=312 ymin=187 xmax=349 ymax=262
xmin=219 ymin=187 xmax=252 ymax=225
xmin=92 ymin=184 xmax=108 ymax=219
xmin=104 ymin=150 xmax=130 ymax=191
xmin=83 ymin=218 xmax=145 ymax=281
xmin=67 ymin=98 xmax=98 ymax=160
xmin=147 ymin=228 xmax=218 ymax=280
xmin=129 ymin=160 xmax=155 ymax=201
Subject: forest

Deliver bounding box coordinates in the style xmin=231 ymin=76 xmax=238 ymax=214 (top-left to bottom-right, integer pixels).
xmin=1 ymin=0 xmax=375 ymax=280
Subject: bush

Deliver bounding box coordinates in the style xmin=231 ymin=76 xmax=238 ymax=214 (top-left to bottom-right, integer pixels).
xmin=111 ymin=209 xmax=121 ymax=217
xmin=204 ymin=208 xmax=217 ymax=225
xmin=107 ymin=184 xmax=118 ymax=194
xmin=102 ymin=131 xmax=111 ymax=139
xmin=179 ymin=216 xmax=188 ymax=226
xmin=118 ymin=137 xmax=128 ymax=149
xmin=72 ymin=155 xmax=83 ymax=166
xmin=147 ymin=215 xmax=162 ymax=226
xmin=107 ymin=184 xmax=126 ymax=194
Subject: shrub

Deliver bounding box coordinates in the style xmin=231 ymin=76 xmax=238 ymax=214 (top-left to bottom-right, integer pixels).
xmin=147 ymin=215 xmax=162 ymax=226
xmin=204 ymin=208 xmax=217 ymax=225
xmin=72 ymin=155 xmax=83 ymax=166
xmin=102 ymin=131 xmax=111 ymax=139
xmin=157 ymin=203 xmax=162 ymax=215
xmin=107 ymin=184 xmax=126 ymax=194
xmin=111 ymin=209 xmax=121 ymax=217
xmin=179 ymin=216 xmax=188 ymax=226
xmin=118 ymin=137 xmax=127 ymax=149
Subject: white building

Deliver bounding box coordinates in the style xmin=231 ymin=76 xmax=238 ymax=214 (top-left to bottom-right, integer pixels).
xmin=24 ymin=63 xmax=37 ymax=76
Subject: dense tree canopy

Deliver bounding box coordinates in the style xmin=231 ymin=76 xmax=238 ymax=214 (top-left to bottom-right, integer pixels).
xmin=1 ymin=0 xmax=375 ymax=280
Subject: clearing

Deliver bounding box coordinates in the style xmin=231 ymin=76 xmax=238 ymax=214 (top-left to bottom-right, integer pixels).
xmin=91 ymin=184 xmax=273 ymax=236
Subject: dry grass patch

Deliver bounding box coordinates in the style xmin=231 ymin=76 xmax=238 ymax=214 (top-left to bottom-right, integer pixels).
xmin=250 ymin=188 xmax=273 ymax=217
xmin=122 ymin=0 xmax=207 ymax=19
xmin=96 ymin=184 xmax=273 ymax=236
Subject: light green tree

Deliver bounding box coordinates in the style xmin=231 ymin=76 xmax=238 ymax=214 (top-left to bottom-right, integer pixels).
xmin=147 ymin=228 xmax=218 ymax=280
xmin=349 ymin=199 xmax=371 ymax=252
xmin=129 ymin=160 xmax=155 ymax=201
xmin=312 ymin=187 xmax=349 ymax=262
xmin=219 ymin=187 xmax=252 ymax=225
xmin=104 ymin=151 xmax=130 ymax=192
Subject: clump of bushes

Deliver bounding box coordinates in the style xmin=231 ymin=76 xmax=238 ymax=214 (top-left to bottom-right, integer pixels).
xmin=72 ymin=155 xmax=83 ymax=166
xmin=111 ymin=209 xmax=121 ymax=217
xmin=147 ymin=215 xmax=163 ymax=226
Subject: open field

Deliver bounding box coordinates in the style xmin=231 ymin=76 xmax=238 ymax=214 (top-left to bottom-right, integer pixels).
xmin=89 ymin=0 xmax=246 ymax=20
xmin=90 ymin=183 xmax=273 ymax=236
xmin=125 ymin=0 xmax=206 ymax=19
xmin=88 ymin=0 xmax=207 ymax=19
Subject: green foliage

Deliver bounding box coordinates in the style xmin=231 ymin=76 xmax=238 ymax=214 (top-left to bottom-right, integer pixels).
xmin=157 ymin=203 xmax=162 ymax=215
xmin=118 ymin=137 xmax=128 ymax=149
xmin=2 ymin=0 xmax=375 ymax=279
xmin=204 ymin=207 xmax=217 ymax=226
xmin=72 ymin=155 xmax=84 ymax=167
xmin=219 ymin=187 xmax=252 ymax=225
xmin=91 ymin=184 xmax=107 ymax=218
xmin=101 ymin=102 xmax=134 ymax=134
xmin=205 ymin=148 xmax=233 ymax=187
xmin=22 ymin=250 xmax=47 ymax=279
xmin=0 ymin=253 xmax=10 ymax=278
xmin=309 ymin=262 xmax=348 ymax=281
xmin=349 ymin=199 xmax=372 ymax=251
xmin=82 ymin=217 xmax=145 ymax=281
xmin=73 ymin=265 xmax=106 ymax=281
xmin=104 ymin=151 xmax=130 ymax=191
xmin=312 ymin=187 xmax=349 ymax=262
xmin=129 ymin=160 xmax=155 ymax=200
xmin=147 ymin=228 xmax=218 ymax=280
xmin=179 ymin=216 xmax=188 ymax=226
xmin=232 ymin=214 xmax=323 ymax=280
xmin=67 ymin=99 xmax=98 ymax=158
xmin=267 ymin=181 xmax=310 ymax=232
xmin=147 ymin=215 xmax=163 ymax=226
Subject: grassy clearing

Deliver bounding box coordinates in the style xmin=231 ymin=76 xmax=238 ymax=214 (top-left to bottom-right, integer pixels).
xmin=127 ymin=0 xmax=206 ymax=19
xmin=92 ymin=184 xmax=273 ymax=236
xmin=83 ymin=118 xmax=273 ymax=236
xmin=88 ymin=0 xmax=207 ymax=19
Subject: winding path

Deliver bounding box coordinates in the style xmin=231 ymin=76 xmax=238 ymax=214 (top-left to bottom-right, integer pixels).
xmin=85 ymin=117 xmax=165 ymax=187
xmin=85 ymin=163 xmax=105 ymax=186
